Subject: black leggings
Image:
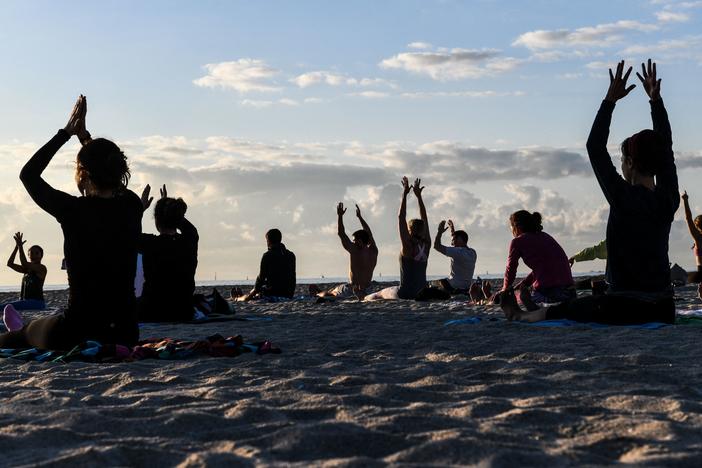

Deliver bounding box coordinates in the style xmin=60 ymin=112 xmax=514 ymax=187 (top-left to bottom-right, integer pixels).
xmin=0 ymin=313 xmax=139 ymax=351
xmin=546 ymin=294 xmax=675 ymax=325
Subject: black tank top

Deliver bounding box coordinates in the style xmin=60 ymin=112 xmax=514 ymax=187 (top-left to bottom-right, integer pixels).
xmin=20 ymin=271 xmax=44 ymax=302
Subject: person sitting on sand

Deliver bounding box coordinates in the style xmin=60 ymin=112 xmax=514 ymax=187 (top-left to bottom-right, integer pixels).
xmin=681 ymin=191 xmax=702 ymax=296
xmin=433 ymin=220 xmax=476 ymax=294
xmin=236 ymin=229 xmax=296 ymax=301
xmin=502 ymin=59 xmax=679 ymax=325
xmin=502 ymin=210 xmax=575 ymax=310
xmin=3 ymin=232 xmax=47 ymax=310
xmin=137 ymin=184 xmax=199 ymax=322
xmin=365 ymin=177 xmax=430 ymax=300
xmin=311 ymin=203 xmax=378 ymax=300
xmin=0 ymin=95 xmax=142 ymax=349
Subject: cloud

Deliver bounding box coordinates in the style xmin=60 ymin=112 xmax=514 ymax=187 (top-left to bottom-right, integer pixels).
xmin=290 ymin=71 xmax=396 ymax=89
xmin=399 ymin=90 xmax=525 ymax=98
xmin=193 ymin=59 xmax=281 ymax=93
xmin=620 ymin=35 xmax=702 ymax=63
xmin=241 ymin=98 xmax=301 ymax=108
xmin=348 ymin=91 xmax=389 ymax=99
xmin=407 ymin=42 xmax=432 ymax=50
xmin=379 ymin=46 xmax=521 ymax=80
xmin=655 ymin=10 xmax=690 ymax=21
xmin=291 ymin=71 xmax=355 ymax=88
xmin=373 ymin=142 xmax=591 ymax=182
xmin=513 ymin=20 xmax=659 ymax=50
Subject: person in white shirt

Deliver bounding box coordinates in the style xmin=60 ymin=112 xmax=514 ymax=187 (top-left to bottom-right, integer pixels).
xmin=433 ymin=219 xmax=477 ymax=294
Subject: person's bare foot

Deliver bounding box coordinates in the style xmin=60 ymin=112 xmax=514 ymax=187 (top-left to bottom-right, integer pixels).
xmin=499 ymin=289 xmax=524 ymax=321
xmin=518 ymin=286 xmax=539 ymax=311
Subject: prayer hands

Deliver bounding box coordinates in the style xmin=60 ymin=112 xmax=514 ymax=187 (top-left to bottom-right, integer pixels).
xmin=337 ymin=202 xmax=346 ymax=216
xmin=401 ymin=176 xmax=411 ymax=196
xmin=13 ymin=232 xmax=25 ymax=246
xmin=412 ymin=178 xmax=424 ymax=197
xmin=605 ymin=61 xmax=636 ymax=103
xmin=140 ymin=185 xmax=154 ymax=211
xmin=64 ymin=95 xmax=89 ymax=142
xmin=636 ymin=58 xmax=661 ymax=101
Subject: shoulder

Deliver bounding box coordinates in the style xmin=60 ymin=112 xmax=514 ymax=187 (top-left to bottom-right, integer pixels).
xmin=120 ymin=189 xmax=144 ymax=211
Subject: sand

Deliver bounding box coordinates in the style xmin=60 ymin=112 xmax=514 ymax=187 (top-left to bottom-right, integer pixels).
xmin=0 ymin=284 xmax=701 ymax=466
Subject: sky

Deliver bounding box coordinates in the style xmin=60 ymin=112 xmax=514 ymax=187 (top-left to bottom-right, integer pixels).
xmin=1 ymin=0 xmax=702 ymax=286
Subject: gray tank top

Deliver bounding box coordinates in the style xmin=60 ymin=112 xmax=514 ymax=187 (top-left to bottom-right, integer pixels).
xmin=397 ymin=254 xmax=427 ymax=299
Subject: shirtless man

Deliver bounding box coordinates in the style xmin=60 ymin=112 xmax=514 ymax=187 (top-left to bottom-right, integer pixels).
xmin=313 ymin=202 xmax=378 ymax=300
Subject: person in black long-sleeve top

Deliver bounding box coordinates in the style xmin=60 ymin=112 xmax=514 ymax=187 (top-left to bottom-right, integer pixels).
xmin=0 ymin=96 xmax=142 ymax=349
xmin=137 ymin=184 xmax=199 ymax=322
xmin=237 ymin=229 xmax=296 ymax=300
xmin=502 ymin=59 xmax=679 ymax=325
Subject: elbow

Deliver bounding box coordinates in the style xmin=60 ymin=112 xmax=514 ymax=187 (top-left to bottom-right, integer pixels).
xmin=19 ymin=166 xmax=30 ymax=184
xmin=585 ymin=139 xmax=597 ymax=154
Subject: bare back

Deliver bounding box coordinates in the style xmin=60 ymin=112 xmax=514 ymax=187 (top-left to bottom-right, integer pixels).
xmin=349 ymin=244 xmax=378 ymax=291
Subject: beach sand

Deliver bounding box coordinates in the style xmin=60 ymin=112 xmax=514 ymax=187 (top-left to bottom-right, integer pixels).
xmin=0 ymin=284 xmax=701 ymax=466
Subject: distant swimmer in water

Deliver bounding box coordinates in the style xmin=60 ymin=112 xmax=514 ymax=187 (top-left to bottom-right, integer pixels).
xmin=3 ymin=232 xmax=47 ymax=311
xmin=310 ymin=203 xmax=378 ymax=301
xmin=234 ymin=229 xmax=296 ymax=301
xmin=365 ymin=177 xmax=430 ymax=301
xmin=0 ymin=95 xmax=142 ymax=349
xmin=502 ymin=59 xmax=679 ymax=325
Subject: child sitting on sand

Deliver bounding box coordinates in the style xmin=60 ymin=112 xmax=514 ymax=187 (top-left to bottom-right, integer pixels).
xmin=1 ymin=95 xmax=142 ymax=349
xmin=502 ymin=210 xmax=575 ymax=310
xmin=3 ymin=232 xmax=47 ymax=311
xmin=365 ymin=177 xmax=431 ymax=300
xmin=137 ymin=184 xmax=200 ymax=322
xmin=502 ymin=59 xmax=679 ymax=325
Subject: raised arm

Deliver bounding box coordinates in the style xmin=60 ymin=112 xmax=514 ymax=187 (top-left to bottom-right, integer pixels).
xmin=682 ymin=192 xmax=702 ymax=245
xmin=6 ymin=243 xmax=23 ymax=274
xmin=356 ymin=204 xmax=376 ymax=249
xmin=447 ymin=219 xmax=456 ymax=236
xmin=637 ymin=59 xmax=679 ymax=212
xmin=586 ymin=61 xmax=635 ymax=211
xmin=434 ymin=220 xmax=449 ymax=255
xmin=412 ymin=178 xmax=430 ymax=242
xmin=12 ymin=232 xmax=47 ymax=278
xmin=20 ymin=97 xmax=86 ymax=219
xmin=399 ymin=177 xmax=413 ymax=256
xmin=337 ymin=203 xmax=352 ymax=251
